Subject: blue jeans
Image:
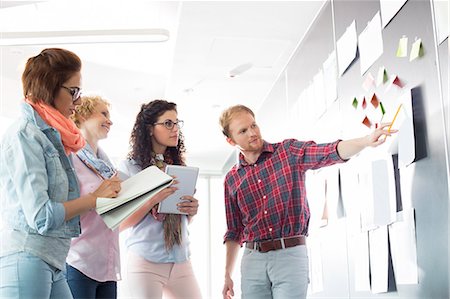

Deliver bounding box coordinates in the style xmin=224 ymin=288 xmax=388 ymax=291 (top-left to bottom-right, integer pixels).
xmin=0 ymin=252 xmax=73 ymax=299
xmin=66 ymin=265 xmax=117 ymax=299
xmin=241 ymin=245 xmax=309 ymax=299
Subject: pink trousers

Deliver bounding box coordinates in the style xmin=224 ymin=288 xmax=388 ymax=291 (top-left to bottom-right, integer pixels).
xmin=127 ymin=251 xmax=202 ymax=299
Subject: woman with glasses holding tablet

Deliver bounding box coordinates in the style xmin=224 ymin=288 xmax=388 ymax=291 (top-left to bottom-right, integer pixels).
xmin=118 ymin=99 xmax=202 ymax=299
xmin=0 ymin=48 xmax=121 ymax=298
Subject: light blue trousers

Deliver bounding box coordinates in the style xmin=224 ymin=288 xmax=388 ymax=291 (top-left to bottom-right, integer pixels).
xmin=0 ymin=252 xmax=73 ymax=299
xmin=241 ymin=245 xmax=309 ymax=299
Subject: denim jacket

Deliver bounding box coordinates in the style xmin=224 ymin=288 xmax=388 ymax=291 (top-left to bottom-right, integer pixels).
xmin=0 ymin=102 xmax=80 ymax=238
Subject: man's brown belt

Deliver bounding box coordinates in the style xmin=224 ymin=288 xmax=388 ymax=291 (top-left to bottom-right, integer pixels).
xmin=245 ymin=236 xmax=306 ymax=253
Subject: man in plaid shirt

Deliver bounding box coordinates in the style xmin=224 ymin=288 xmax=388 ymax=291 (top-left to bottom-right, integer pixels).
xmin=219 ymin=105 xmax=394 ymax=299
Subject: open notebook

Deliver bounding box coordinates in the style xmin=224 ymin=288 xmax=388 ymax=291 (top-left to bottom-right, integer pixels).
xmin=96 ymin=165 xmax=173 ymax=230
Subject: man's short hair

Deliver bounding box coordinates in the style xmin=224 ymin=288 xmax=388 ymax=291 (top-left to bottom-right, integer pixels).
xmin=219 ymin=104 xmax=255 ymax=138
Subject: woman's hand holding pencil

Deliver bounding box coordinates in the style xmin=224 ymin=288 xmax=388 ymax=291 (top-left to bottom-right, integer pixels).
xmin=93 ymin=174 xmax=122 ymax=198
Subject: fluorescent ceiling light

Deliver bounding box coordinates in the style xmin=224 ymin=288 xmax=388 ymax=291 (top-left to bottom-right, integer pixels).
xmin=0 ymin=28 xmax=170 ymax=46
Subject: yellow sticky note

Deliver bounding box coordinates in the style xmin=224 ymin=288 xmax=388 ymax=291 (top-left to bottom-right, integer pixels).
xmin=396 ymin=36 xmax=408 ymax=57
xmin=410 ymin=38 xmax=424 ymax=61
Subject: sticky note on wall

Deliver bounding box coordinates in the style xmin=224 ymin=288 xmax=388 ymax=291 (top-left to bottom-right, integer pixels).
xmin=410 ymin=38 xmax=424 ymax=61
xmin=396 ymin=36 xmax=408 ymax=57
xmin=376 ymin=66 xmax=388 ymax=86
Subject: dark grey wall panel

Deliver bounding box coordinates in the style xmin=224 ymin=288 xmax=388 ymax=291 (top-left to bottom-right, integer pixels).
xmin=258 ymin=0 xmax=449 ymax=298
xmin=334 ymin=1 xmax=448 ymax=297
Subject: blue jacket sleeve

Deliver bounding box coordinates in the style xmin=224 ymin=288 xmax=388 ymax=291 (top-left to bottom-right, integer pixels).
xmin=4 ymin=128 xmax=65 ymax=234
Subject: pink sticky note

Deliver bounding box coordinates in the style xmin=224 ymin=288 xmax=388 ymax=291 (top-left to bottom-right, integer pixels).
xmin=362 ymin=72 xmax=376 ymax=91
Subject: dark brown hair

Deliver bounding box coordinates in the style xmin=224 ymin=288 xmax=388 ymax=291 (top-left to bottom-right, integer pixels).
xmin=128 ymin=99 xmax=186 ymax=168
xmin=22 ymin=48 xmax=81 ymax=106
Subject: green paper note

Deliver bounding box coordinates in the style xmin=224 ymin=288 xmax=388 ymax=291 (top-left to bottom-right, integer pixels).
xmin=380 ymin=102 xmax=385 ymax=115
xmin=383 ymin=70 xmax=388 ymax=83
xmin=352 ymin=97 xmax=358 ymax=109
xmin=396 ymin=36 xmax=408 ymax=57
xmin=410 ymin=38 xmax=424 ymax=61
xmin=377 ymin=67 xmax=385 ymax=86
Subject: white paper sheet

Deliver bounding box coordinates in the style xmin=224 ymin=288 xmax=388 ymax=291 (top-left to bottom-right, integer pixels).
xmin=324 ymin=166 xmax=341 ymax=221
xmin=313 ymin=69 xmax=326 ymax=119
xmin=307 ymin=234 xmax=324 ymax=293
xmin=304 ymin=83 xmax=314 ymax=128
xmin=322 ymin=51 xmax=338 ymax=108
xmin=306 ymin=170 xmax=327 ymax=230
xmin=388 ymin=208 xmax=419 ymax=284
xmin=434 ymin=0 xmax=449 ymax=44
xmin=380 ymin=0 xmax=408 ymax=28
xmin=398 ymin=88 xmax=416 ymax=167
xmin=371 ymin=158 xmax=397 ymax=226
xmin=337 ymin=20 xmax=358 ymax=76
xmin=353 ymin=232 xmax=371 ymax=291
xmin=358 ymin=11 xmax=384 ymax=75
xmin=359 ymin=164 xmax=377 ymax=231
xmin=296 ymin=88 xmax=309 ymax=138
xmin=339 ymin=163 xmax=362 ymax=234
xmin=369 ymin=226 xmax=389 ymax=293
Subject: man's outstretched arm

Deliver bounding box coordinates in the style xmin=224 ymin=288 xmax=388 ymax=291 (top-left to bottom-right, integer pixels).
xmin=337 ymin=123 xmax=396 ymax=160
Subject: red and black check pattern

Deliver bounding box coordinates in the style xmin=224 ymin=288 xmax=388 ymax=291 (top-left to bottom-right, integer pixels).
xmin=223 ymin=139 xmax=344 ymax=244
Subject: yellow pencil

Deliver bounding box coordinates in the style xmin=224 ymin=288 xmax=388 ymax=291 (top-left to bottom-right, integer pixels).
xmin=384 ymin=103 xmax=403 ymax=140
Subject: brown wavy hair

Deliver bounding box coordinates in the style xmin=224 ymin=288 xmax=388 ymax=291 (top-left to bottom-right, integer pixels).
xmin=128 ymin=99 xmax=186 ymax=167
xmin=128 ymin=99 xmax=187 ymax=250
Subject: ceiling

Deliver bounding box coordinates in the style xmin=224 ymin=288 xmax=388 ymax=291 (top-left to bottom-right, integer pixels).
xmin=0 ymin=0 xmax=325 ymax=174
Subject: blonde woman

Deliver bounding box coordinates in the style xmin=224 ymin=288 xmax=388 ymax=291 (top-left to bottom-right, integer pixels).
xmin=66 ymin=95 xmax=120 ymax=298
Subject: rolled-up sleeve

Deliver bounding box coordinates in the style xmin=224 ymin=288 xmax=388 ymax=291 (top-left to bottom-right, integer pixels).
xmin=289 ymin=139 xmax=345 ymax=171
xmin=223 ymin=174 xmax=244 ymax=245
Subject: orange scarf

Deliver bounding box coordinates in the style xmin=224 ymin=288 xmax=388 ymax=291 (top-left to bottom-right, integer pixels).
xmin=25 ymin=99 xmax=85 ymax=155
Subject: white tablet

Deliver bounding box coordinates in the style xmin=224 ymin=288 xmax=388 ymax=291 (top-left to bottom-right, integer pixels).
xmin=157 ymin=165 xmax=199 ymax=214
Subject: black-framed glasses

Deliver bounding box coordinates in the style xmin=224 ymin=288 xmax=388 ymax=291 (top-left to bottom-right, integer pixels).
xmin=154 ymin=119 xmax=184 ymax=130
xmin=61 ymin=86 xmax=82 ymax=103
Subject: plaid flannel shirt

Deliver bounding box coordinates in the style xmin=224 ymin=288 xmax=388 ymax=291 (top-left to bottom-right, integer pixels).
xmin=223 ymin=139 xmax=345 ymax=244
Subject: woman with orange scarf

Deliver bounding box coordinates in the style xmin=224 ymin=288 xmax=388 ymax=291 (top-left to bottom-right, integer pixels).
xmin=0 ymin=48 xmax=121 ymax=298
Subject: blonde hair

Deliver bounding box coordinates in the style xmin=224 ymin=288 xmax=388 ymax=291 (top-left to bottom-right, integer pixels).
xmin=219 ymin=104 xmax=255 ymax=138
xmin=71 ymin=95 xmax=110 ymax=127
